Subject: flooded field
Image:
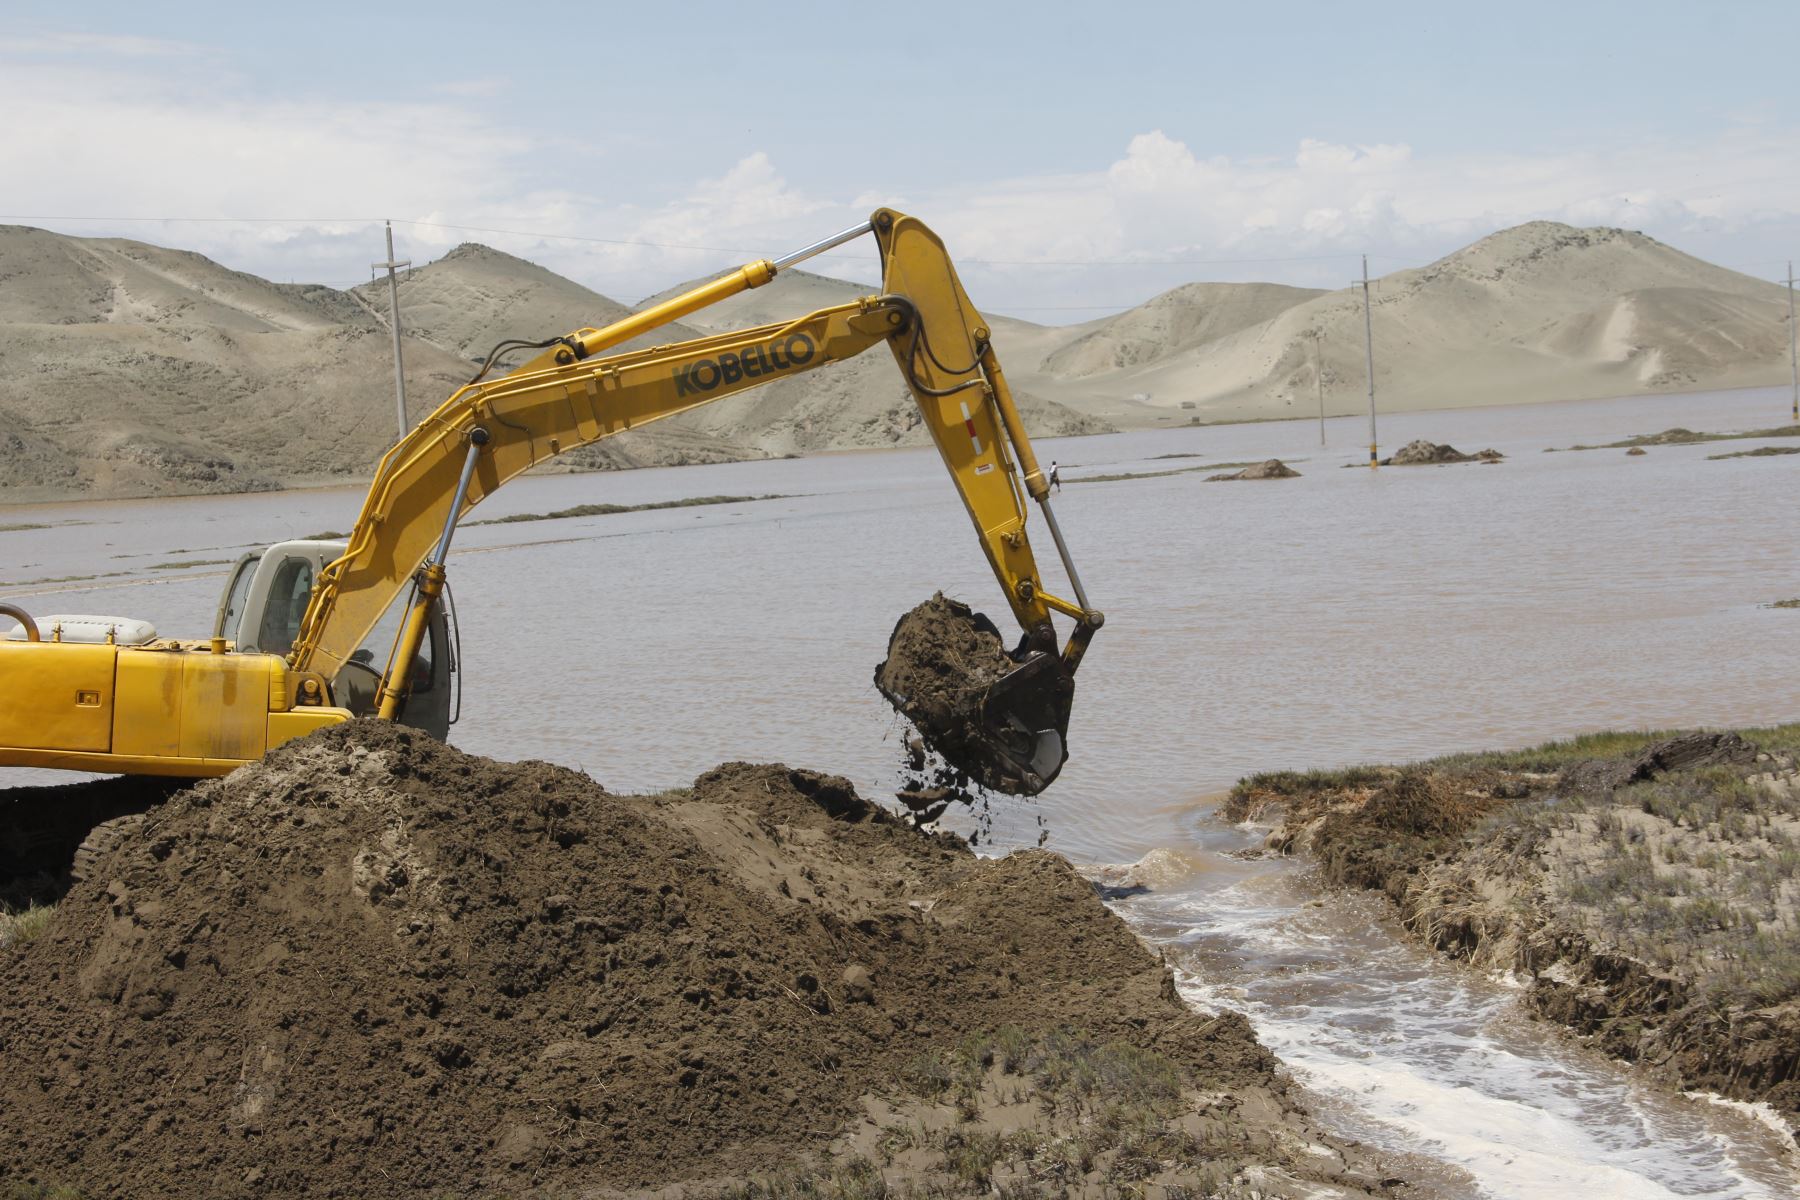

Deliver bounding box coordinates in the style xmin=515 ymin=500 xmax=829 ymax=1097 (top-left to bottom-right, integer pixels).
xmin=5 ymin=385 xmax=1800 ymax=1195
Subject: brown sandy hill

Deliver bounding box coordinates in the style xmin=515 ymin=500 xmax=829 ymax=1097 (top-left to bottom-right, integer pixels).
xmin=1105 ymin=222 xmax=1794 ymax=421
xmin=353 ymin=242 xmax=703 ymax=362
xmin=0 ymin=227 xmax=486 ymax=500
xmin=0 ymin=225 xmax=367 ymax=333
xmin=1042 ymin=281 xmax=1324 ymax=379
xmin=351 ymin=244 xmax=752 ymax=472
xmin=0 ymin=723 xmax=1396 ymax=1198
xmin=0 ymin=319 xmax=472 ymax=500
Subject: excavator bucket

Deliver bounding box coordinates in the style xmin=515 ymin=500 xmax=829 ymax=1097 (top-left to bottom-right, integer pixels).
xmin=965 ymin=649 xmax=1073 ymax=795
xmin=875 ymin=595 xmax=1074 ymax=798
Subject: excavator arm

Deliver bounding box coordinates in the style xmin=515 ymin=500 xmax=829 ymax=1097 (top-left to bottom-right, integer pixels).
xmin=0 ymin=210 xmax=1099 ymax=790
xmin=294 ymin=210 xmax=1097 ymax=671
xmin=288 ymin=210 xmax=1100 ymax=790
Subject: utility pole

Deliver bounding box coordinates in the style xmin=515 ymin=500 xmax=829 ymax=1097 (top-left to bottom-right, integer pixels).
xmin=1312 ymin=330 xmax=1326 ymax=446
xmin=372 ymin=221 xmax=412 ymax=441
xmin=1787 ymin=261 xmax=1798 ymax=425
xmin=1358 ymin=255 xmax=1378 ymax=468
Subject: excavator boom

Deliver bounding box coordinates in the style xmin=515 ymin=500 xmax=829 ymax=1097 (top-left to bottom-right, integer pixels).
xmin=0 ymin=210 xmax=1101 ymax=791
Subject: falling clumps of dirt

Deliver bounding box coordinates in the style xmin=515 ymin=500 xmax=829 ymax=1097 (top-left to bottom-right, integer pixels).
xmin=0 ymin=722 xmax=1401 ymax=1198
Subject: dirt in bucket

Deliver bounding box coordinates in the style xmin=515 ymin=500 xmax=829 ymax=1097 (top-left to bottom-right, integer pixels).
xmin=874 ymin=594 xmax=1067 ymax=798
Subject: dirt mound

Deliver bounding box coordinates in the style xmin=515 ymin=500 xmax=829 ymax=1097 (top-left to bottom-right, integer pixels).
xmin=875 ymin=594 xmax=1069 ymax=796
xmin=0 ymin=723 xmax=1377 ymax=1198
xmin=1207 ymin=458 xmax=1300 ymax=481
xmin=1383 ymin=439 xmax=1503 ymax=465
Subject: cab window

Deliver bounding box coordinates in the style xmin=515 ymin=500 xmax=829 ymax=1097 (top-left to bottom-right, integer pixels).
xmin=217 ymin=556 xmax=256 ymax=643
xmin=256 ymin=558 xmax=314 ymax=656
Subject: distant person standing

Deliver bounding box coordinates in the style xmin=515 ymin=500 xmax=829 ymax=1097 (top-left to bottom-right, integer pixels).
xmin=1048 ymin=461 xmax=1061 ymax=492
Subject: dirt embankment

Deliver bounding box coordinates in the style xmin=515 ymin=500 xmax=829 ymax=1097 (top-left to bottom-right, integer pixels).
xmin=1 ymin=723 xmax=1400 ymax=1198
xmin=1228 ymin=729 xmax=1800 ymax=1128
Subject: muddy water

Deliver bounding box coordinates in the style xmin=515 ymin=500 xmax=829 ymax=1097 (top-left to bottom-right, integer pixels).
xmin=6 ymin=386 xmax=1800 ymax=1194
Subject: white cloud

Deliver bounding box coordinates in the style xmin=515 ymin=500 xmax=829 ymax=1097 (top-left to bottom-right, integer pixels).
xmin=0 ymin=31 xmax=204 ymax=58
xmin=3 ymin=50 xmax=1798 ymax=317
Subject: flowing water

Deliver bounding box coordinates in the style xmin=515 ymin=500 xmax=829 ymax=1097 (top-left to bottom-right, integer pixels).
xmin=5 ymin=387 xmax=1800 ymax=1195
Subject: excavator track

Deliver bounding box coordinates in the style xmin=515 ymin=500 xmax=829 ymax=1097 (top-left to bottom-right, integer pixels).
xmin=70 ymin=813 xmax=150 ymax=886
xmin=1 ymin=777 xmax=185 ymax=905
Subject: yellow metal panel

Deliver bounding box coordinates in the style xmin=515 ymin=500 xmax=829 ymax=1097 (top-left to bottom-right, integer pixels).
xmin=267 ymin=707 xmax=351 ymax=750
xmin=267 ymin=657 xmax=290 ymax=713
xmin=178 ymin=652 xmax=270 ymax=762
xmin=0 ymin=641 xmax=116 ymax=753
xmin=113 ymin=649 xmax=184 ymax=759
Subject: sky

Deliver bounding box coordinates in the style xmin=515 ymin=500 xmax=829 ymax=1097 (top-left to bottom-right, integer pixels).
xmin=4 ymin=0 xmax=1799 ymax=322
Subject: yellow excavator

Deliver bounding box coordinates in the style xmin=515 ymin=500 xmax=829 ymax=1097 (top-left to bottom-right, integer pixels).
xmin=0 ymin=210 xmax=1101 ymax=794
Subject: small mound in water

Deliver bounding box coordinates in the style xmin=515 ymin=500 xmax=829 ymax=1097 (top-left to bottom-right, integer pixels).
xmin=1384 ymin=439 xmax=1504 ymax=465
xmin=1207 ymin=458 xmax=1300 ymax=481
xmin=874 ymin=594 xmax=1059 ymax=796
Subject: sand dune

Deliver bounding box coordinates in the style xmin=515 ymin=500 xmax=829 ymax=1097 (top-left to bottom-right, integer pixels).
xmin=1091 ymin=223 xmax=1793 ymax=420
xmin=1042 ymin=281 xmax=1325 ymax=379
xmin=1 ymin=219 xmax=1793 ymax=501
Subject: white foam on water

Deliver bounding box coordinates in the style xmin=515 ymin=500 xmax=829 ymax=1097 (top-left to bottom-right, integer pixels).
xmin=1683 ymin=1093 xmax=1800 ymax=1157
xmin=1111 ymin=834 xmax=1800 ymax=1200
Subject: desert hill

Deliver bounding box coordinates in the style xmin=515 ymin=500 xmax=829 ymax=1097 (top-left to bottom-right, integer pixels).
xmin=0 ymin=219 xmax=1794 ymax=501
xmin=350 ymin=244 xmax=748 ymax=474
xmin=1042 ymin=281 xmax=1326 ymax=379
xmin=0 ymin=225 xmax=474 ymax=499
xmin=0 ymin=224 xmax=364 ymax=332
xmin=1097 ymin=222 xmax=1793 ymax=420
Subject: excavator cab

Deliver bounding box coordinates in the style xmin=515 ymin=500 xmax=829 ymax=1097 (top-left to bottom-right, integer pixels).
xmin=215 ymin=542 xmax=455 ymax=740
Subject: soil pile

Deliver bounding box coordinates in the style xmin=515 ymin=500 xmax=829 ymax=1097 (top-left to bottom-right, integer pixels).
xmin=1383 ymin=440 xmax=1503 ymax=465
xmin=1229 ymin=728 xmax=1800 ymax=1129
xmin=1207 ymin=458 xmax=1300 ymax=481
xmin=874 ymin=594 xmax=1069 ymax=797
xmin=0 ymin=723 xmax=1387 ymax=1198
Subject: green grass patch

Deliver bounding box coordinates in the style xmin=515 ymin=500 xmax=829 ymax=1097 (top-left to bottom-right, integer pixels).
xmin=1708 ymin=446 xmax=1800 ymax=460
xmin=1068 ymin=461 xmax=1266 ymax=485
xmin=0 ymin=522 xmax=54 ymax=533
xmin=0 ymin=901 xmax=57 ymax=949
xmin=1550 ymin=425 xmax=1800 ymax=452
xmin=1238 ymin=726 xmax=1800 ymax=799
xmin=741 ymin=1027 xmax=1256 ymax=1195
xmin=1768 ymin=598 xmax=1800 ymax=609
xmin=466 ymin=493 xmax=789 ymax=526
xmin=147 ymin=558 xmax=236 ymax=571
